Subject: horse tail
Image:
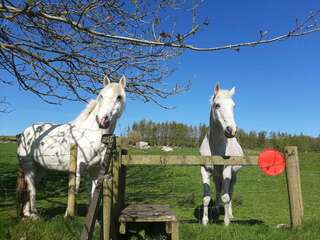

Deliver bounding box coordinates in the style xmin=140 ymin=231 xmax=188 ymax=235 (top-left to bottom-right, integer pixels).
xmin=16 ymin=168 xmax=29 ymax=218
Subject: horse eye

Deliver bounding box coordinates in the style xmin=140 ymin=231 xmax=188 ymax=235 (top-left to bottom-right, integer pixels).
xmin=215 ymin=104 xmax=220 ymax=109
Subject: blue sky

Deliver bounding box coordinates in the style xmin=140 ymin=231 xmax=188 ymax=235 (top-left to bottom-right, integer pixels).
xmin=1 ymin=0 xmax=320 ymax=136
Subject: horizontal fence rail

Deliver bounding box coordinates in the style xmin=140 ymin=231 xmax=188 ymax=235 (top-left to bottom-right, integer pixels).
xmin=122 ymin=155 xmax=258 ymax=166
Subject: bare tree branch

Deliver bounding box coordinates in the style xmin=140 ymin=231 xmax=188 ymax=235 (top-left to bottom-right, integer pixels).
xmin=0 ymin=1 xmax=319 ymax=108
xmin=0 ymin=97 xmax=12 ymax=113
xmin=1 ymin=3 xmax=319 ymax=51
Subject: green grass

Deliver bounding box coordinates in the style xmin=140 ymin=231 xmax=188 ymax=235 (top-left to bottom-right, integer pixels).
xmin=0 ymin=143 xmax=320 ymax=239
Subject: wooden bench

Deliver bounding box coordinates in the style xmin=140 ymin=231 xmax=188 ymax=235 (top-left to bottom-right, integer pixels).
xmin=119 ymin=204 xmax=179 ymax=240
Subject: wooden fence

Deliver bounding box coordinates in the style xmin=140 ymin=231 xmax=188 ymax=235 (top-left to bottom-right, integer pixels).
xmin=75 ymin=135 xmax=303 ymax=240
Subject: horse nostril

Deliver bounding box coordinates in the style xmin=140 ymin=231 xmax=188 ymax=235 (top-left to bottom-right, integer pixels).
xmin=226 ymin=126 xmax=232 ymax=134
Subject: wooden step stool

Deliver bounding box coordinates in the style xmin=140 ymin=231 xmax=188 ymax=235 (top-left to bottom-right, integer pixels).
xmin=119 ymin=204 xmax=179 ymax=240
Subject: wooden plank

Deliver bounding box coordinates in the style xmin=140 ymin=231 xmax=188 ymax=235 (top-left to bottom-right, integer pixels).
xmin=80 ymin=177 xmax=103 ymax=240
xmin=171 ymin=221 xmax=179 ymax=240
xmin=119 ymin=214 xmax=176 ymax=222
xmin=119 ymin=205 xmax=177 ymax=222
xmin=65 ymin=144 xmax=77 ymax=217
xmin=285 ymin=146 xmax=304 ymax=228
xmin=122 ymin=155 xmax=258 ymax=166
xmin=103 ymin=177 xmax=112 ymax=240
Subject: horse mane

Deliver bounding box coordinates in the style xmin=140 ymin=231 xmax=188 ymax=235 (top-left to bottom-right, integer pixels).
xmin=71 ymin=99 xmax=97 ymax=126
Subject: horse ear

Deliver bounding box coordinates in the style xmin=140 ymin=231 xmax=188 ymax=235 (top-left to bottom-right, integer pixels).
xmin=230 ymin=87 xmax=235 ymax=96
xmin=214 ymin=83 xmax=220 ymax=95
xmin=119 ymin=75 xmax=126 ymax=89
xmin=103 ymin=75 xmax=111 ymax=86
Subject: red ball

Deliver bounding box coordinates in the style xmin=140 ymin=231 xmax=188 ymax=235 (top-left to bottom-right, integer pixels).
xmin=258 ymin=149 xmax=285 ymax=176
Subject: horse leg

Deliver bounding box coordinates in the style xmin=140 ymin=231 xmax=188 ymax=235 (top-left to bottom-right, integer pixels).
xmin=221 ymin=166 xmax=232 ymax=203
xmin=24 ymin=171 xmax=38 ymax=219
xmin=201 ymin=166 xmax=211 ymax=225
xmin=213 ymin=166 xmax=223 ymax=217
xmin=19 ymin=158 xmax=38 ymax=219
xmin=228 ymin=166 xmax=241 ymax=219
xmin=221 ymin=166 xmax=232 ymax=226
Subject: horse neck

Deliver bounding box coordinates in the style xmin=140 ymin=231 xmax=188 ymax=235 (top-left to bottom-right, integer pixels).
xmin=209 ymin=110 xmax=227 ymax=155
xmin=73 ymin=104 xmax=106 ymax=137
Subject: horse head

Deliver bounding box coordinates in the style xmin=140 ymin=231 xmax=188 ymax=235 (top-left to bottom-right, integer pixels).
xmin=95 ymin=75 xmax=126 ymax=131
xmin=210 ymin=83 xmax=237 ymax=138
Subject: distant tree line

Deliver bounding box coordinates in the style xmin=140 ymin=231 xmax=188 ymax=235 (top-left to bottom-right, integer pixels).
xmin=126 ymin=120 xmax=208 ymax=147
xmin=126 ymin=120 xmax=320 ymax=152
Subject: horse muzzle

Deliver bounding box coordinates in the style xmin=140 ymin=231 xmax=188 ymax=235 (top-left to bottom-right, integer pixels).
xmin=224 ymin=126 xmax=236 ymax=138
xmin=96 ymin=115 xmax=111 ymax=129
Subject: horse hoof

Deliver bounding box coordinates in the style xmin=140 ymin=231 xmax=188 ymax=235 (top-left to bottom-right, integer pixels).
xmin=202 ymin=217 xmax=209 ymax=225
xmin=221 ymin=194 xmax=230 ymax=203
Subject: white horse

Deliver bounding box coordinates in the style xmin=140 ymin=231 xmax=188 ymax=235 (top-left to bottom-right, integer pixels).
xmin=17 ymin=75 xmax=126 ymax=218
xmin=199 ymin=84 xmax=243 ymax=226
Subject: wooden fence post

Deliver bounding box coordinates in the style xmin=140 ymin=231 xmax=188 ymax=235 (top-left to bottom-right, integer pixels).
xmin=103 ymin=177 xmax=113 ymax=240
xmin=81 ymin=134 xmax=116 ymax=240
xmin=284 ymin=146 xmax=304 ymax=228
xmin=118 ymin=163 xmax=127 ymax=211
xmin=65 ymin=144 xmax=78 ymax=217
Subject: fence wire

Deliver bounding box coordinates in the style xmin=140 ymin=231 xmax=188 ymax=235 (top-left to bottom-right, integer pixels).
xmin=0 ymin=149 xmax=319 ymax=229
xmin=125 ymin=165 xmax=320 ymax=225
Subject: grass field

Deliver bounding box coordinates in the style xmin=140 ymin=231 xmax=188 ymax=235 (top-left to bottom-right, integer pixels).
xmin=0 ymin=142 xmax=320 ymax=240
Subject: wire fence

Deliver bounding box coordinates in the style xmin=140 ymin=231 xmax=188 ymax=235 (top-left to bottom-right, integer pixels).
xmin=125 ymin=165 xmax=320 ymax=226
xmin=127 ymin=167 xmax=289 ymax=223
xmin=0 ymin=149 xmax=319 ymax=228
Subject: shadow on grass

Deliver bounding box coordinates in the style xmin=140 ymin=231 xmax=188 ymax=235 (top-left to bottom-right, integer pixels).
xmin=193 ymin=199 xmax=222 ymax=223
xmin=126 ymin=166 xmax=179 ymax=203
xmin=39 ymin=200 xmax=89 ymax=219
xmin=193 ymin=202 xmax=264 ymax=226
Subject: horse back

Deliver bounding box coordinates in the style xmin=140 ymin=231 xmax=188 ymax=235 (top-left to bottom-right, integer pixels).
xmin=17 ymin=123 xmax=106 ymax=171
xmin=17 ymin=123 xmax=73 ymax=170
